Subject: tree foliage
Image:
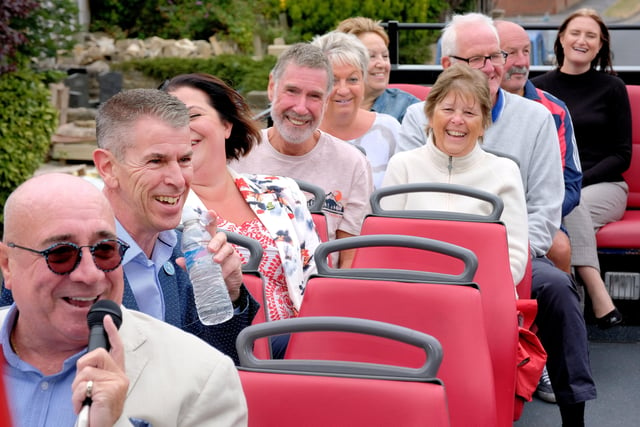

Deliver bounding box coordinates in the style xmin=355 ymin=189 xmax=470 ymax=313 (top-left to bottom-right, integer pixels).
xmin=283 ymin=0 xmax=475 ymax=63
xmin=1 ymin=0 xmax=78 ymax=73
xmin=0 ymin=1 xmax=74 ymax=229
xmin=288 ymin=0 xmax=412 ymax=62
xmin=88 ymin=0 xmax=477 ymax=61
xmin=0 ymin=0 xmax=38 ymax=74
xmin=15 ymin=0 xmax=79 ymax=61
xmin=0 ymin=70 xmax=58 ymax=227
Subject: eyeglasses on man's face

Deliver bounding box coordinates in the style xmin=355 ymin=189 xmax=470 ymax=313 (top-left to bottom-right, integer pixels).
xmin=7 ymin=239 xmax=129 ymax=275
xmin=449 ymin=51 xmax=508 ymax=69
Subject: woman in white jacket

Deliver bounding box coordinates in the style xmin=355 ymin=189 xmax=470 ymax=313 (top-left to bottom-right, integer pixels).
xmin=382 ymin=63 xmax=528 ymax=286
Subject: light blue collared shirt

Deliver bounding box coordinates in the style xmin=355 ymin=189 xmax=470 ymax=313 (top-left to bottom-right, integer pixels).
xmin=2 ymin=306 xmax=85 ymax=427
xmin=371 ymin=88 xmax=421 ymax=123
xmin=116 ymin=220 xmax=176 ymax=321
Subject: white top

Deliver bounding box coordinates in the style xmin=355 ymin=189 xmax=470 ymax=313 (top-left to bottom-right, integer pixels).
xmin=383 ymin=138 xmax=529 ymax=285
xmin=346 ymin=112 xmax=401 ymax=188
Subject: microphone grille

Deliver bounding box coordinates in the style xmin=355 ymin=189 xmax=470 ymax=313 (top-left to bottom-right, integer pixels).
xmin=87 ymin=299 xmax=123 ymax=330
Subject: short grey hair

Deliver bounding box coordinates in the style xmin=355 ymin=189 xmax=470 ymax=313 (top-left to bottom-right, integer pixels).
xmin=311 ymin=31 xmax=369 ymax=82
xmin=96 ymin=89 xmax=189 ymax=160
xmin=440 ymin=13 xmax=498 ymax=58
xmin=271 ymin=43 xmax=334 ymax=94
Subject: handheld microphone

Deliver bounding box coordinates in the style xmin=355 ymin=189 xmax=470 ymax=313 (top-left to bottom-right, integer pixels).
xmin=82 ymin=300 xmax=123 ymax=408
xmin=87 ymin=299 xmax=123 ymax=352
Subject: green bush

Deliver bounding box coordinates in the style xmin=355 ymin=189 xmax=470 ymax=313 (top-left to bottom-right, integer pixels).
xmin=284 ymin=0 xmax=454 ymax=64
xmin=87 ymin=0 xmax=478 ymax=62
xmin=0 ymin=70 xmax=58 ymax=227
xmin=114 ymin=54 xmax=277 ymax=95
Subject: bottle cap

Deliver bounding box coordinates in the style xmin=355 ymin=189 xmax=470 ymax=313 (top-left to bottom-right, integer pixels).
xmin=181 ymin=206 xmax=211 ymax=227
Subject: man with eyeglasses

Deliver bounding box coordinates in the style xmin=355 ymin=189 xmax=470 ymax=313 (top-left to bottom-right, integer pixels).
xmin=1 ymin=89 xmax=259 ymax=365
xmin=397 ymin=13 xmax=595 ymax=426
xmin=0 ymin=173 xmax=247 ymax=426
xmin=449 ymin=50 xmax=508 ymax=69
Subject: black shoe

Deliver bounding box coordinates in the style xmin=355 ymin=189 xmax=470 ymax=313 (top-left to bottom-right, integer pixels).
xmin=535 ymin=366 xmax=557 ymax=403
xmin=596 ymin=308 xmax=623 ymax=329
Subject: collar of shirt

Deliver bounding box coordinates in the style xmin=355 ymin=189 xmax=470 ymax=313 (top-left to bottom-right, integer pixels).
xmin=523 ymin=80 xmax=542 ymax=102
xmin=1 ymin=305 xmax=84 ymax=426
xmin=492 ymin=88 xmax=505 ymax=123
xmin=116 ymin=220 xmax=177 ymax=320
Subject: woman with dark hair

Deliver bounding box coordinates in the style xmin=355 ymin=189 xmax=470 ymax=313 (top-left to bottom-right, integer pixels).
xmin=160 ymin=74 xmax=320 ymax=325
xmin=532 ymin=8 xmax=631 ymax=327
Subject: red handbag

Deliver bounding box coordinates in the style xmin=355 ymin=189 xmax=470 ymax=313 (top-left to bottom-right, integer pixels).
xmin=513 ymin=298 xmax=547 ymax=420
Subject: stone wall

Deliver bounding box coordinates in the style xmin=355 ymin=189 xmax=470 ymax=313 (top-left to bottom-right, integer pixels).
xmin=49 ymin=33 xmax=275 ymax=162
xmin=54 ymin=32 xmax=244 ymax=105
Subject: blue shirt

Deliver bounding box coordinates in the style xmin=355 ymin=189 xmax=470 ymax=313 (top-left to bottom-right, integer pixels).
xmin=117 ymin=221 xmax=175 ymax=321
xmin=371 ymin=88 xmax=421 ymax=123
xmin=2 ymin=306 xmax=85 ymax=427
xmin=491 ymin=88 xmax=505 ymax=123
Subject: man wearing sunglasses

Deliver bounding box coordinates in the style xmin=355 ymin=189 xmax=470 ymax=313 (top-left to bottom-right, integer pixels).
xmin=0 ymin=173 xmax=247 ymax=426
xmin=396 ymin=13 xmax=594 ymax=426
xmin=1 ymin=89 xmax=258 ymax=365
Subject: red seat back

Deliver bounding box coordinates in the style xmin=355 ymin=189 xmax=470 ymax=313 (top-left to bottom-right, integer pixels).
xmin=310 ymin=212 xmax=329 ymax=243
xmin=294 ymin=178 xmax=332 ymax=265
xmin=621 ymin=85 xmax=640 ymax=208
xmin=388 ymin=83 xmax=432 ymax=100
xmin=239 ymin=369 xmax=450 ymax=427
xmin=517 ymin=251 xmax=533 ymax=299
xmin=0 ymin=370 xmax=11 ymax=427
xmin=596 ymin=85 xmax=640 ymax=248
xmin=225 ymin=231 xmax=271 ymax=358
xmin=358 ymin=183 xmax=520 ymax=426
xmin=237 ymin=316 xmax=450 ymax=427
xmin=288 ymin=236 xmax=497 ymax=427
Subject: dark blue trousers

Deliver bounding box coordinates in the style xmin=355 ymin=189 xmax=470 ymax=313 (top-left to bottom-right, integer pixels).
xmin=531 ymin=256 xmax=597 ymax=404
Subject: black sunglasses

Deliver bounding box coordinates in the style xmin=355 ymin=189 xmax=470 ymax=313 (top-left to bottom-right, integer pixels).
xmin=7 ymin=239 xmax=129 ymax=275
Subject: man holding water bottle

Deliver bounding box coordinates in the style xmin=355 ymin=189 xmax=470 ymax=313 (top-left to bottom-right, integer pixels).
xmin=92 ymin=88 xmax=259 ymax=364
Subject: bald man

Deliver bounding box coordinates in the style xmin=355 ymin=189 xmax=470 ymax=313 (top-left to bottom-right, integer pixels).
xmin=0 ymin=173 xmax=247 ymax=426
xmin=496 ymin=19 xmax=582 ymax=275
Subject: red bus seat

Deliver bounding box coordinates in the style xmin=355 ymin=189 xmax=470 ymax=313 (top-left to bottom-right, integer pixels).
xmin=237 ymin=316 xmax=450 ymax=427
xmin=224 ymin=231 xmax=271 ymax=358
xmin=288 ymin=235 xmax=497 ymax=427
xmin=388 ymin=83 xmax=431 ymax=100
xmin=358 ymin=183 xmax=522 ymax=425
xmin=596 ymin=85 xmax=640 ymax=249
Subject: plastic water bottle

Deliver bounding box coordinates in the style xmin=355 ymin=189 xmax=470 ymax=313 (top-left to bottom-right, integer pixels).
xmin=181 ymin=207 xmax=234 ymax=325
